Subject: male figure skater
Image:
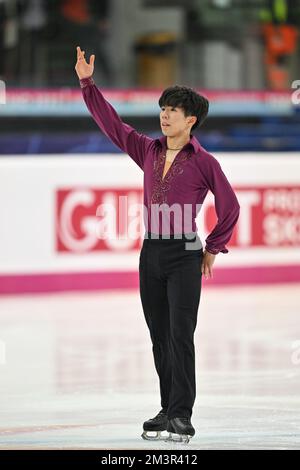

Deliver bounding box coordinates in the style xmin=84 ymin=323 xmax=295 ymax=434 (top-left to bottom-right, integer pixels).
xmin=75 ymin=47 xmax=240 ymax=443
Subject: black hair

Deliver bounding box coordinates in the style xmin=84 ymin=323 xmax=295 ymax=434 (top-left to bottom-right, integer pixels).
xmin=158 ymin=85 xmax=209 ymax=131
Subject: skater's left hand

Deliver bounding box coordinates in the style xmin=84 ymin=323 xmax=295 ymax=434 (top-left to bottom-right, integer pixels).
xmin=201 ymin=251 xmax=216 ymax=279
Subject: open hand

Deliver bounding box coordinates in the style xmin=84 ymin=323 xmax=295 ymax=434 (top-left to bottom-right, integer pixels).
xmin=75 ymin=46 xmax=95 ymax=80
xmin=201 ymin=250 xmax=216 ymax=279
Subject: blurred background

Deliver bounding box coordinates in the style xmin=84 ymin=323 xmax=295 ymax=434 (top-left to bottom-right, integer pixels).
xmin=0 ymin=0 xmax=300 ymax=154
xmin=0 ymin=0 xmax=300 ymax=450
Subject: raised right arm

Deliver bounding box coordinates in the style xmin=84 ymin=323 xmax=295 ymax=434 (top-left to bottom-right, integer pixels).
xmin=75 ymin=46 xmax=153 ymax=170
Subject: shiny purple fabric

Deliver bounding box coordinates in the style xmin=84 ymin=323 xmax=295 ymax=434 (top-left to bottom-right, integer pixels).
xmin=80 ymin=76 xmax=240 ymax=254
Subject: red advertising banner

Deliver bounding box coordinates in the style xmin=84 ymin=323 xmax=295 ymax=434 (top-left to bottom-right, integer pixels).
xmin=55 ymin=186 xmax=300 ymax=253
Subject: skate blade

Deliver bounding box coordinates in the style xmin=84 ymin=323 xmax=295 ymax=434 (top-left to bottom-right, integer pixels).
xmin=141 ymin=430 xmax=168 ymax=441
xmin=164 ymin=432 xmax=191 ymax=444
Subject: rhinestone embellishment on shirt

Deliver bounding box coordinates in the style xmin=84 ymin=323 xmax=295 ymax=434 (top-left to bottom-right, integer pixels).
xmin=151 ymin=150 xmax=192 ymax=204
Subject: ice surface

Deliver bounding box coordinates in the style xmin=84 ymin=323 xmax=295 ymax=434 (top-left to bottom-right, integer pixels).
xmin=0 ymin=284 xmax=300 ymax=450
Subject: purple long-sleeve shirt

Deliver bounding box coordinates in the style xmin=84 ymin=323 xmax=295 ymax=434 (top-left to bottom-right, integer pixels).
xmin=79 ymin=76 xmax=240 ymax=254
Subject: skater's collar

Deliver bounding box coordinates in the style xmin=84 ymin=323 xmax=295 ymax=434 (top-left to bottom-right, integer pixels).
xmin=155 ymin=135 xmax=201 ymax=154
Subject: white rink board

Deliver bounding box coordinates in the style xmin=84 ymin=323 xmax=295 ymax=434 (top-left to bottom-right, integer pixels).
xmin=0 ymin=153 xmax=299 ymax=275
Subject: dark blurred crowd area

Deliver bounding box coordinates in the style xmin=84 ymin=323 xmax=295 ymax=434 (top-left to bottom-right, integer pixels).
xmin=0 ymin=1 xmax=300 ymax=154
xmin=0 ymin=0 xmax=299 ymax=90
xmin=0 ymin=0 xmax=113 ymax=87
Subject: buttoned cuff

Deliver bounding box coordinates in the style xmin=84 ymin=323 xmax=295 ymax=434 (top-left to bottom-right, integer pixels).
xmin=79 ymin=76 xmax=95 ymax=88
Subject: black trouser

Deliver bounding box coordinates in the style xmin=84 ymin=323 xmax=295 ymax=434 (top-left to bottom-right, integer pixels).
xmin=139 ymin=232 xmax=203 ymax=420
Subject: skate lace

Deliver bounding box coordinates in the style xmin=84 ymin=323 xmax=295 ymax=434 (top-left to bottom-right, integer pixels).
xmin=153 ymin=411 xmax=167 ymax=421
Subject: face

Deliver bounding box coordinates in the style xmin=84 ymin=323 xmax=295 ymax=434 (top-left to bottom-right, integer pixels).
xmin=160 ymin=105 xmax=196 ymax=137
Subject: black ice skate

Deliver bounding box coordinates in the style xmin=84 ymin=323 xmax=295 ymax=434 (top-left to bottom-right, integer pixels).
xmin=141 ymin=409 xmax=168 ymax=440
xmin=165 ymin=417 xmax=195 ymax=444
